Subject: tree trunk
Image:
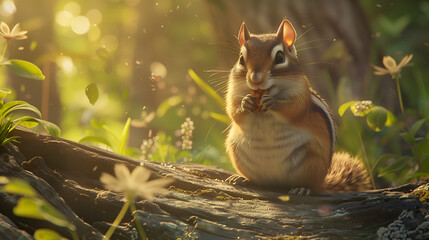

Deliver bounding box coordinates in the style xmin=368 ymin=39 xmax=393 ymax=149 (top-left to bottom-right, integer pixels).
xmin=0 ymin=127 xmax=427 ymax=239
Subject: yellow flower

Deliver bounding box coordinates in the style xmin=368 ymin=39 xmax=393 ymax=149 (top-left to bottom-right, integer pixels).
xmin=372 ymin=54 xmax=413 ymax=77
xmin=100 ymin=164 xmax=173 ymax=201
xmin=0 ymin=22 xmax=28 ymax=42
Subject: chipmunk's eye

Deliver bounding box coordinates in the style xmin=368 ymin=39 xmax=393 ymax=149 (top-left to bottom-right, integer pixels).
xmin=239 ymin=55 xmax=245 ymax=66
xmin=274 ymin=51 xmax=285 ymax=64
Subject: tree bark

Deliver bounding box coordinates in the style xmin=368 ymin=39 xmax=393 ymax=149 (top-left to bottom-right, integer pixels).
xmin=0 ymin=127 xmax=427 ymax=239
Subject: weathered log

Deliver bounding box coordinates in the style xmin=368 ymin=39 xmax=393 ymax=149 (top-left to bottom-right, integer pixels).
xmin=0 ymin=127 xmax=427 ymax=239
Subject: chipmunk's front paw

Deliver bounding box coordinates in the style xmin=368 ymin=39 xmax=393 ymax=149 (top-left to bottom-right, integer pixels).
xmin=288 ymin=187 xmax=311 ymax=196
xmin=241 ymin=94 xmax=258 ymax=113
xmin=226 ymin=174 xmax=250 ymax=186
xmin=260 ymin=95 xmax=277 ymax=112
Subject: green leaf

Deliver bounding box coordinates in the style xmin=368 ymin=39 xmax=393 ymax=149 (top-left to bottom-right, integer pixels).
xmin=379 ymin=15 xmax=410 ymax=37
xmin=367 ymin=106 xmax=388 ymax=132
xmin=34 ymin=229 xmax=67 ymax=240
xmin=2 ymin=178 xmax=37 ymax=197
xmin=101 ymin=124 xmax=120 ymax=142
xmin=85 ymin=83 xmax=99 ymax=105
xmin=3 ymin=59 xmax=45 ymax=80
xmin=0 ymin=101 xmax=42 ymax=119
xmin=156 ymin=95 xmax=183 ymax=117
xmin=377 ymin=156 xmax=412 ymax=177
xmin=402 ymin=172 xmax=429 ymax=182
xmin=14 ymin=116 xmax=61 ymax=138
xmin=122 ymin=88 xmax=130 ymax=101
xmin=209 ymin=112 xmax=230 ymax=124
xmin=13 ymin=197 xmax=75 ymax=231
xmin=176 ymin=150 xmax=192 ymax=160
xmin=372 ymin=153 xmax=399 ymax=171
xmin=400 ymin=132 xmax=415 ymax=146
xmin=384 ymin=109 xmax=396 ymax=127
xmin=13 ymin=197 xmax=45 ymax=220
xmin=338 ymin=101 xmax=357 ymax=117
xmin=95 ymin=47 xmax=110 ymax=61
xmin=0 ymin=88 xmax=12 ymax=103
xmin=79 ymin=136 xmax=112 ymax=148
xmin=188 ymin=69 xmax=224 ymax=108
xmin=117 ymin=117 xmax=131 ymax=155
xmin=410 ymin=117 xmax=429 ymax=137
xmin=1 ymin=136 xmax=20 ymax=145
xmin=18 ymin=119 xmax=39 ymax=128
xmin=0 ymin=118 xmax=18 ymax=145
xmin=417 ymin=139 xmax=429 ymax=157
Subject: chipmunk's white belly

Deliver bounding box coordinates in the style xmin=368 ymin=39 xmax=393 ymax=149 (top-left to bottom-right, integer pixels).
xmin=228 ymin=113 xmax=311 ymax=187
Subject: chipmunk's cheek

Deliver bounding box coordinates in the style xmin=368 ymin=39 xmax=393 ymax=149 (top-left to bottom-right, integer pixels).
xmin=267 ymin=85 xmax=280 ymax=97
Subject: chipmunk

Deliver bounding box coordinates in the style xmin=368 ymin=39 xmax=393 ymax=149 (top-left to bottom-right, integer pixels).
xmin=225 ymin=20 xmax=371 ymax=193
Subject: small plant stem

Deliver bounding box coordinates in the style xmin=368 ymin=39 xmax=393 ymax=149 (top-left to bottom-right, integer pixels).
xmin=394 ymin=76 xmax=410 ymax=131
xmin=394 ymin=76 xmax=422 ymax=169
xmin=358 ymin=131 xmax=376 ymax=190
xmin=103 ymin=201 xmax=130 ymax=240
xmin=1 ymin=41 xmax=8 ymax=62
xmin=129 ymin=197 xmax=147 ymax=240
xmin=69 ymin=230 xmax=79 ymax=240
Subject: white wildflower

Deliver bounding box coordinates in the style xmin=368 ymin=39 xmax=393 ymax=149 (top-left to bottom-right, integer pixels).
xmin=100 ymin=164 xmax=173 ymax=201
xmin=353 ymin=100 xmax=373 ymax=117
xmin=0 ymin=22 xmax=27 ymax=42
xmin=180 ymin=117 xmax=194 ymax=150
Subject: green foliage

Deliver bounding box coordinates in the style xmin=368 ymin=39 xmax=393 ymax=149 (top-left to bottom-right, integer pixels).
xmin=14 ymin=197 xmax=75 ymax=230
xmin=156 ymin=95 xmax=183 ymax=118
xmin=117 ymin=117 xmax=131 ymax=155
xmin=78 ymin=118 xmax=133 ymax=156
xmin=34 ymin=229 xmax=68 ymax=240
xmin=150 ymin=132 xmax=191 ymax=163
xmin=0 ymin=177 xmax=77 ymax=239
xmin=79 ymin=135 xmax=112 ymax=149
xmin=2 ymin=59 xmax=45 ymax=80
xmin=0 ymin=119 xmax=19 ymax=145
xmin=188 ymin=69 xmax=229 ymax=124
xmin=339 ymin=101 xmax=395 ymax=132
xmin=340 ymin=99 xmax=429 ymax=184
xmin=85 ymin=83 xmax=99 ymax=105
xmin=188 ymin=69 xmax=224 ymax=108
xmin=0 ymin=89 xmax=61 ymax=145
xmin=2 ymin=178 xmax=37 ymax=197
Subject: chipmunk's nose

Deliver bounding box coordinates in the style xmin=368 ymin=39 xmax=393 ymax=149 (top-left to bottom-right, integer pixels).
xmin=249 ymin=71 xmax=263 ymax=84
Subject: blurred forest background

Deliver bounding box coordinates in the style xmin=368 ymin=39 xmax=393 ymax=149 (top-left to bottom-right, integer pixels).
xmin=1 ymin=0 xmax=428 ymax=187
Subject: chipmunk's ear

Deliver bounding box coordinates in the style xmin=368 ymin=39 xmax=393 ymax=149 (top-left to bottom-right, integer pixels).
xmin=238 ymin=22 xmax=250 ymax=46
xmin=276 ymin=20 xmax=296 ymax=50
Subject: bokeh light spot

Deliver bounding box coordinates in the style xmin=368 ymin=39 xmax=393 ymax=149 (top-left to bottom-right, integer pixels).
xmin=71 ymin=16 xmax=90 ymax=35
xmin=150 ymin=62 xmax=167 ymax=79
xmin=1 ymin=0 xmax=16 ymax=16
xmin=64 ymin=2 xmax=81 ymax=16
xmin=57 ymin=56 xmax=76 ymax=75
xmin=86 ymin=9 xmax=102 ymax=25
xmin=56 ymin=10 xmax=74 ymax=27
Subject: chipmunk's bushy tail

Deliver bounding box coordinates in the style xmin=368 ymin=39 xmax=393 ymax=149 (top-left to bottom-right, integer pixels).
xmin=324 ymin=152 xmax=372 ymax=193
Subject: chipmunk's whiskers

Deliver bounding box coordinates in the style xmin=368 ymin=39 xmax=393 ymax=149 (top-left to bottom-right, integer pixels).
xmin=296 ymin=26 xmax=314 ymax=41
